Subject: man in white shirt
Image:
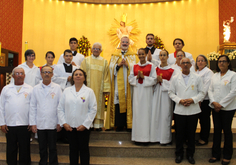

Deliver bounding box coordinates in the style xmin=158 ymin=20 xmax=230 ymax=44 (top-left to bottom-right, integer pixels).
xmin=168 ymin=58 xmax=205 ymax=164
xmin=168 ymin=38 xmax=195 ymax=66
xmin=0 ymin=66 xmax=33 ymax=165
xmin=53 ymin=49 xmax=78 ymax=91
xmin=30 ymin=65 xmax=62 ymax=165
xmin=145 ymin=33 xmax=162 ymax=66
xmin=57 ymin=37 xmax=84 ymax=67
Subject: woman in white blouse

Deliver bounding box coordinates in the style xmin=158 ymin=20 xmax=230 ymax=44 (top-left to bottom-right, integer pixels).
xmin=194 ymin=55 xmax=214 ymax=146
xmin=58 ymin=69 xmax=97 ymax=165
xmin=43 ymin=51 xmax=56 ymax=69
xmin=208 ymin=55 xmax=236 ymax=165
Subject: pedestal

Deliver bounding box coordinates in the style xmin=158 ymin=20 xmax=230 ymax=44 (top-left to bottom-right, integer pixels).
xmin=219 ymin=42 xmax=236 ymax=54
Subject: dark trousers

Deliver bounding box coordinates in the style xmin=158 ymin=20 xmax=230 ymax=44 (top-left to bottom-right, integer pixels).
xmin=37 ymin=129 xmax=58 ymax=165
xmin=212 ymin=109 xmax=235 ymax=160
xmin=67 ymin=128 xmax=90 ymax=165
xmin=198 ymin=100 xmax=211 ymax=143
xmin=175 ymin=113 xmax=199 ymax=157
xmin=115 ymin=104 xmax=127 ymax=128
xmin=6 ymin=126 xmax=31 ymax=165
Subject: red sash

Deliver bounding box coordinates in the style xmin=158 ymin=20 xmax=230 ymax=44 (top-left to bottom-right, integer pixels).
xmin=133 ymin=64 xmax=152 ymax=84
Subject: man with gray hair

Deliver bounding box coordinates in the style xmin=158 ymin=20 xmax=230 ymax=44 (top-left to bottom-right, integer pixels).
xmin=0 ymin=66 xmax=33 ymax=165
xmin=105 ymin=36 xmax=139 ymax=131
xmin=80 ymin=42 xmax=110 ymax=131
xmin=168 ymin=58 xmax=205 ymax=164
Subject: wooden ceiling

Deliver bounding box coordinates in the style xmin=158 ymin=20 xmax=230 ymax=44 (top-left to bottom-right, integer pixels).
xmin=61 ymin=0 xmax=182 ymax=4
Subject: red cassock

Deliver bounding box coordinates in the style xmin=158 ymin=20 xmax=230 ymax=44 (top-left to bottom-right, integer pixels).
xmin=133 ymin=64 xmax=152 ymax=84
xmin=156 ymin=67 xmax=174 ymax=82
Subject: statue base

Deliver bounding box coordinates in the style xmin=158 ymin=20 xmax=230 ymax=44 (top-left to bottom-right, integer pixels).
xmin=219 ymin=42 xmax=236 ymax=54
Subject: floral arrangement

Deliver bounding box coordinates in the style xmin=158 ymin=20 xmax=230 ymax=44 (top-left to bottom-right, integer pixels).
xmin=78 ymin=36 xmax=91 ymax=56
xmin=207 ymin=50 xmax=236 ymax=61
xmin=228 ymin=50 xmax=236 ymax=60
xmin=207 ymin=51 xmax=221 ymax=61
xmin=153 ymin=36 xmax=165 ymax=49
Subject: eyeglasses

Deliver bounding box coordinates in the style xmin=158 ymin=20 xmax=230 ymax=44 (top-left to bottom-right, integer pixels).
xmin=218 ymin=60 xmax=228 ymax=64
xmin=197 ymin=60 xmax=205 ymax=63
xmin=177 ymin=55 xmax=184 ymax=57
xmin=92 ymin=48 xmax=101 ymax=51
xmin=160 ymin=54 xmax=167 ymax=57
xmin=28 ymin=55 xmax=35 ymax=58
xmin=42 ymin=71 xmax=52 ymax=74
xmin=14 ymin=72 xmax=24 ymax=76
xmin=181 ymin=62 xmax=191 ymax=65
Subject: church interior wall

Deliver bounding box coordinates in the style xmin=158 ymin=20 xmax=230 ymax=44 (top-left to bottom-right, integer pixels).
xmin=0 ymin=0 xmax=24 ymax=62
xmin=21 ymin=0 xmax=219 ymax=65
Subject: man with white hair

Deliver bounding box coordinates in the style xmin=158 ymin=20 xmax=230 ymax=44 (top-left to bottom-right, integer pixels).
xmin=0 ymin=66 xmax=33 ymax=165
xmin=105 ymin=36 xmax=139 ymax=131
xmin=80 ymin=42 xmax=110 ymax=130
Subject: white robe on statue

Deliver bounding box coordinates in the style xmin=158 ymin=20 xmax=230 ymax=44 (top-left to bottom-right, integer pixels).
xmin=128 ymin=61 xmax=157 ymax=142
xmin=52 ymin=64 xmax=78 ymax=91
xmin=150 ymin=65 xmax=175 ymax=144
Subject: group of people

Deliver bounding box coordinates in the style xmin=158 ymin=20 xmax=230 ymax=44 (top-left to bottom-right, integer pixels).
xmin=0 ymin=34 xmax=235 ymax=165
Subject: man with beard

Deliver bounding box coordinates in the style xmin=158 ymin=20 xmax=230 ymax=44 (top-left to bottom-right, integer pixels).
xmin=145 ymin=33 xmax=162 ymax=66
xmin=105 ymin=36 xmax=139 ymax=131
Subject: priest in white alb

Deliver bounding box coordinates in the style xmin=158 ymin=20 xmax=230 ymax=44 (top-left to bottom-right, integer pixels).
xmin=105 ymin=36 xmax=139 ymax=131
xmin=80 ymin=42 xmax=110 ymax=130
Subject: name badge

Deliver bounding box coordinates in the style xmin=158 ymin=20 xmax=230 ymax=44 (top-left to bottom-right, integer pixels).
xmin=50 ymin=92 xmax=55 ymax=99
xmin=191 ymin=85 xmax=194 ymax=90
xmin=81 ymin=97 xmax=85 ymax=103
xmin=224 ymin=80 xmax=229 ymax=85
xmin=23 ymin=92 xmax=28 ymax=98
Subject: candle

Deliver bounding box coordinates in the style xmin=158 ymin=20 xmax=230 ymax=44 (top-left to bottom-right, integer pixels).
xmin=25 ymin=41 xmax=28 ymax=51
xmin=88 ymin=48 xmax=91 ymax=56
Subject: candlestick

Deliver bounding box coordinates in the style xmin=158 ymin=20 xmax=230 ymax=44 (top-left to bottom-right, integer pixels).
xmin=25 ymin=41 xmax=28 ymax=52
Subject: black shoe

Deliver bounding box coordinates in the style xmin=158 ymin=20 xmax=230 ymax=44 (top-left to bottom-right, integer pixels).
xmin=134 ymin=142 xmax=142 ymax=146
xmin=209 ymin=157 xmax=220 ymax=163
xmin=187 ymin=156 xmax=195 ymax=164
xmin=142 ymin=142 xmax=149 ymax=146
xmin=126 ymin=129 xmax=132 ymax=132
xmin=116 ymin=126 xmax=123 ymax=132
xmin=96 ymin=128 xmax=102 ymax=131
xmin=195 ymin=140 xmax=208 ymax=146
xmin=160 ymin=142 xmax=172 ymax=146
xmin=221 ymin=160 xmax=230 ymax=165
xmin=175 ymin=156 xmax=183 ymax=163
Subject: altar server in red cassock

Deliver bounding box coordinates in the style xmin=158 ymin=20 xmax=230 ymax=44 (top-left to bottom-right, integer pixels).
xmin=128 ymin=48 xmax=157 ymax=145
xmin=150 ymin=50 xmax=175 ymax=145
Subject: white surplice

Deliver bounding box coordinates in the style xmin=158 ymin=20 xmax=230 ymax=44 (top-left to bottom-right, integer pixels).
xmin=150 ymin=65 xmax=174 ymax=144
xmin=194 ymin=67 xmax=214 ymax=100
xmin=11 ymin=62 xmax=41 ymax=87
xmin=128 ymin=62 xmax=157 ymax=142
xmin=168 ymin=52 xmax=195 ymax=66
xmin=52 ymin=64 xmax=78 ymax=91
xmin=57 ymin=52 xmax=84 ymax=68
